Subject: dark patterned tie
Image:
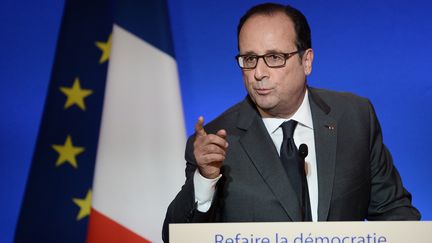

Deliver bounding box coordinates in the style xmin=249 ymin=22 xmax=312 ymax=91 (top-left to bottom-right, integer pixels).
xmin=280 ymin=120 xmax=312 ymax=221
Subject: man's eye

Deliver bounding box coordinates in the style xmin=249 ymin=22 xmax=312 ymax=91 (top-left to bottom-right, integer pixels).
xmin=267 ymin=54 xmax=283 ymax=61
xmin=244 ymin=56 xmax=257 ymax=63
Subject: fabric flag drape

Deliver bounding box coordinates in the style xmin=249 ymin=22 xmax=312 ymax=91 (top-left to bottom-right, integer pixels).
xmin=86 ymin=1 xmax=185 ymax=243
xmin=14 ymin=0 xmax=112 ymax=242
xmin=15 ymin=0 xmax=185 ymax=242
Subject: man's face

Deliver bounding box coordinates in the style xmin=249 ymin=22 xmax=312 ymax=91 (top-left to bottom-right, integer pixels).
xmin=238 ymin=12 xmax=313 ymax=118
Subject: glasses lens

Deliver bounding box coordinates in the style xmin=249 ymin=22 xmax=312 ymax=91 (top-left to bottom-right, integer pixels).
xmin=240 ymin=56 xmax=257 ymax=69
xmin=264 ymin=54 xmax=285 ymax=67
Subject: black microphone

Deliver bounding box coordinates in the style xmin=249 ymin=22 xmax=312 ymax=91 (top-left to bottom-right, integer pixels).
xmin=298 ymin=143 xmax=308 ymax=176
xmin=298 ymin=143 xmax=311 ymax=221
xmin=299 ymin=143 xmax=308 ymax=159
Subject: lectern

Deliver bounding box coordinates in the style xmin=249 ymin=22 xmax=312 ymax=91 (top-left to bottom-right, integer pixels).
xmin=170 ymin=221 xmax=432 ymax=243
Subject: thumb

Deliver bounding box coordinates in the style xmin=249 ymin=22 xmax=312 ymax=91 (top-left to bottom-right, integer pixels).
xmin=216 ymin=129 xmax=227 ymax=139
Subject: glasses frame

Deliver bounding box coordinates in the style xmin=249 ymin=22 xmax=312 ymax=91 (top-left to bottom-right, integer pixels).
xmin=235 ymin=50 xmax=301 ymax=69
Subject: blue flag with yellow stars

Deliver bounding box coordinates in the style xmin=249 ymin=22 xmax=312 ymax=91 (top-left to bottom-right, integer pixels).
xmin=14 ymin=0 xmax=112 ymax=242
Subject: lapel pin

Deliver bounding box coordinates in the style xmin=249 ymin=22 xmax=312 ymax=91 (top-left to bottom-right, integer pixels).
xmin=325 ymin=125 xmax=335 ymax=130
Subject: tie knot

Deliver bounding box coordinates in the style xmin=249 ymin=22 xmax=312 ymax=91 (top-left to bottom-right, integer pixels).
xmin=281 ymin=120 xmax=297 ymax=139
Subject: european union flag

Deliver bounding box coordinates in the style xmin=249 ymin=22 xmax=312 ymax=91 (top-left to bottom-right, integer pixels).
xmin=14 ymin=0 xmax=112 ymax=242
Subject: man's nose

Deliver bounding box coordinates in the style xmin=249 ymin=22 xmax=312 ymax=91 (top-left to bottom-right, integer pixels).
xmin=254 ymin=57 xmax=269 ymax=81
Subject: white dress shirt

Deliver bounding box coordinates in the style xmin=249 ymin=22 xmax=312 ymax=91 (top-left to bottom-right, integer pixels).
xmin=194 ymin=90 xmax=318 ymax=221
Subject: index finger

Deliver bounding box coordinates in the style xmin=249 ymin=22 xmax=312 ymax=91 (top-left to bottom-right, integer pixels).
xmin=194 ymin=116 xmax=207 ymax=137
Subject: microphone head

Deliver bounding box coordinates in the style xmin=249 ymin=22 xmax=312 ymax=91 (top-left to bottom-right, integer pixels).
xmin=299 ymin=143 xmax=308 ymax=159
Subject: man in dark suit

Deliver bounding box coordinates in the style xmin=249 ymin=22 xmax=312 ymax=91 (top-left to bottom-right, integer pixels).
xmin=162 ymin=3 xmax=420 ymax=242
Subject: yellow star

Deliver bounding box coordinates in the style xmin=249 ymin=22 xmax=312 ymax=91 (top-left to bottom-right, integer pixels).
xmin=59 ymin=78 xmax=93 ymax=111
xmin=95 ymin=34 xmax=112 ymax=64
xmin=52 ymin=135 xmax=85 ymax=169
xmin=73 ymin=189 xmax=92 ymax=221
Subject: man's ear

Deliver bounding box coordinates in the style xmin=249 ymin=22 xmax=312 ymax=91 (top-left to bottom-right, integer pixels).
xmin=302 ymin=48 xmax=314 ymax=76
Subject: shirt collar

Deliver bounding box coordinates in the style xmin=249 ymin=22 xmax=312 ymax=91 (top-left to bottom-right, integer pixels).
xmin=262 ymin=89 xmax=314 ymax=134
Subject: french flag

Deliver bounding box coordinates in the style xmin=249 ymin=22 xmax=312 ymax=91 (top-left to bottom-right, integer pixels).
xmin=87 ymin=1 xmax=185 ymax=242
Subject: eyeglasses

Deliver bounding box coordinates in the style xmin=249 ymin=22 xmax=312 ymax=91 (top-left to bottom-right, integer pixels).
xmin=235 ymin=51 xmax=301 ymax=69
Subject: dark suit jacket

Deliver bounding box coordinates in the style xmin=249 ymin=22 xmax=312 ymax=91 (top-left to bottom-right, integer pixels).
xmin=162 ymin=87 xmax=420 ymax=242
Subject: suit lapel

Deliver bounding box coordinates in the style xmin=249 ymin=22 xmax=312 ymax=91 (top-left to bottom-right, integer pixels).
xmin=308 ymin=88 xmax=337 ymax=221
xmin=237 ymin=98 xmax=302 ymax=221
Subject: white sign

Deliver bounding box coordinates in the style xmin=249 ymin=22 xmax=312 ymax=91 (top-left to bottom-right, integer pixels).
xmin=170 ymin=221 xmax=432 ymax=243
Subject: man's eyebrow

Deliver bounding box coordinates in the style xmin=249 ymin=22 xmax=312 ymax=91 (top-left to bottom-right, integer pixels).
xmin=240 ymin=49 xmax=285 ymax=55
xmin=240 ymin=51 xmax=258 ymax=55
xmin=265 ymin=49 xmax=286 ymax=54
